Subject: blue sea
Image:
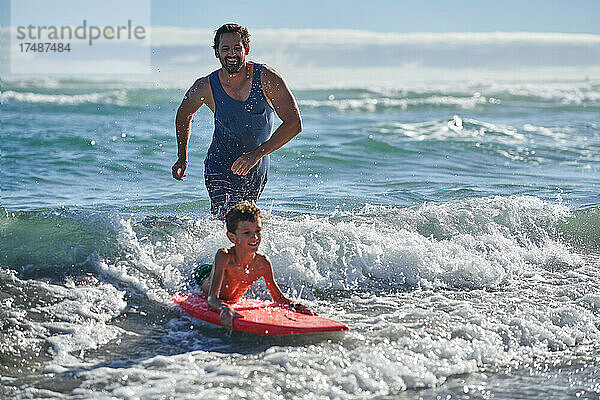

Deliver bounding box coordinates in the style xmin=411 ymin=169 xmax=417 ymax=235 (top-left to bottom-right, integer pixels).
xmin=1 ymin=75 xmax=600 ymax=399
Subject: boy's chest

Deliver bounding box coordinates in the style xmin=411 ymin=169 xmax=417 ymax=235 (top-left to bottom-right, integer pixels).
xmin=225 ymin=266 xmax=262 ymax=286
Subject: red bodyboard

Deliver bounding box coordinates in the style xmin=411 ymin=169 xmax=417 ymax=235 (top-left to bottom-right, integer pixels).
xmin=173 ymin=293 xmax=349 ymax=335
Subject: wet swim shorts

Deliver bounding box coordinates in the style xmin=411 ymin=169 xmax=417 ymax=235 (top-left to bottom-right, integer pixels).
xmin=192 ymin=263 xmax=213 ymax=285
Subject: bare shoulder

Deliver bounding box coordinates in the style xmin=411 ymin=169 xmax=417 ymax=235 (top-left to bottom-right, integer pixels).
xmin=214 ymin=247 xmax=234 ymax=267
xmin=255 ymin=253 xmax=273 ymax=273
xmin=261 ymin=64 xmax=283 ymax=79
xmin=178 ymin=74 xmax=213 ymax=115
xmin=260 ymin=64 xmax=298 ymax=113
xmin=260 ymin=64 xmax=286 ymax=88
xmin=188 ymin=75 xmax=211 ymax=98
xmin=257 ymin=252 xmax=271 ymax=264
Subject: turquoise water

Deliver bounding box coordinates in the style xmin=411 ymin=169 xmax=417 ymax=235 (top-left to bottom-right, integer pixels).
xmin=1 ymin=77 xmax=600 ymax=399
xmin=3 ymin=79 xmax=599 ymax=212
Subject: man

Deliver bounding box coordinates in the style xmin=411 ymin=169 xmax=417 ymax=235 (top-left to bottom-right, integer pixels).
xmin=172 ymin=23 xmax=302 ymax=218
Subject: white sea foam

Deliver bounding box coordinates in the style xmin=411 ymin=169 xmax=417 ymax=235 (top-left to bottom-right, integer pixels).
xmin=482 ymin=81 xmax=600 ymax=104
xmin=39 ymin=283 xmax=127 ymax=368
xmin=0 ymin=273 xmax=129 ymax=372
xmin=55 ymin=285 xmax=600 ymax=398
xmin=263 ymin=196 xmax=579 ymax=292
xmin=80 ymin=196 xmax=578 ymax=295
xmin=368 ymin=116 xmax=526 ymax=143
xmin=0 ymin=89 xmax=127 ymax=105
xmin=299 ymin=94 xmax=489 ymax=111
xmin=89 ymin=215 xmax=194 ymax=304
xmin=64 ymin=196 xmax=574 ymax=299
xmin=3 ymin=197 xmax=599 ymax=398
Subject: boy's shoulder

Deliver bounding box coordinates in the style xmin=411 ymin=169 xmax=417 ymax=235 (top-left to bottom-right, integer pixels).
xmin=215 ymin=247 xmax=235 ymax=263
xmin=252 ymin=253 xmax=272 ymax=273
xmin=216 ymin=246 xmax=232 ymax=255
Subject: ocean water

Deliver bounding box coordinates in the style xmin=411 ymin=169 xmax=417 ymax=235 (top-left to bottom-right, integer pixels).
xmin=1 ymin=76 xmax=600 ymax=399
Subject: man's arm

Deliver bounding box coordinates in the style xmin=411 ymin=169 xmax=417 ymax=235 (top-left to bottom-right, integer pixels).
xmin=172 ymin=77 xmax=210 ymax=180
xmin=230 ymin=66 xmax=303 ymax=175
xmin=260 ymin=255 xmax=315 ymax=315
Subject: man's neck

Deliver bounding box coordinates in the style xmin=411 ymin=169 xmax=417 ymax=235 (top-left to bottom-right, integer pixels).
xmin=219 ymin=62 xmax=251 ymax=87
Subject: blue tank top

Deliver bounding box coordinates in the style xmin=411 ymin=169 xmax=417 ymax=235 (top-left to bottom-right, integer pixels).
xmin=206 ymin=63 xmax=275 ymax=175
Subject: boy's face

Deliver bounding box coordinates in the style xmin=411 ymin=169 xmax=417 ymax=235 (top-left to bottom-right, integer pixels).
xmin=227 ymin=218 xmax=262 ymax=253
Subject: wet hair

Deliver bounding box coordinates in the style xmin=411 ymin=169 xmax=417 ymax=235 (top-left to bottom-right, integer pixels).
xmin=225 ymin=201 xmax=262 ymax=233
xmin=213 ymin=23 xmax=250 ymax=51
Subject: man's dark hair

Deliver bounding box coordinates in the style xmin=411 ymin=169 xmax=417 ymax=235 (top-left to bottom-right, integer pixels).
xmin=225 ymin=201 xmax=262 ymax=233
xmin=213 ymin=24 xmax=250 ymax=51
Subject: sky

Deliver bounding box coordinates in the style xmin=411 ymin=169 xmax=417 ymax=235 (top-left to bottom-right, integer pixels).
xmin=2 ymin=0 xmax=599 ymax=33
xmin=150 ymin=0 xmax=600 ymax=34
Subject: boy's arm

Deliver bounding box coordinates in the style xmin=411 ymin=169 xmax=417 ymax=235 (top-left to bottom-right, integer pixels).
xmin=206 ymin=250 xmax=239 ymax=329
xmin=261 ymin=256 xmax=316 ymax=315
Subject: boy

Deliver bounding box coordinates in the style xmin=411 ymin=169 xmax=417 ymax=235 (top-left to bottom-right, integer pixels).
xmin=194 ymin=202 xmax=314 ymax=329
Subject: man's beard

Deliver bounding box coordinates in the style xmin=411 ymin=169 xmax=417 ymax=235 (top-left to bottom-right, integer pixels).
xmin=221 ymin=55 xmax=243 ymax=74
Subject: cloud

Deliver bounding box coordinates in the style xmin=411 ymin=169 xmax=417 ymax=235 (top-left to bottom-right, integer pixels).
xmin=6 ymin=26 xmax=598 ymax=83
xmin=152 ymin=27 xmax=600 ymax=46
xmin=151 ymin=27 xmax=600 ymax=71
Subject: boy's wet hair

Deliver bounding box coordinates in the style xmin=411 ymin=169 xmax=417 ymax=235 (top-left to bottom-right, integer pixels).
xmin=225 ymin=201 xmax=262 ymax=233
xmin=213 ymin=23 xmax=250 ymax=51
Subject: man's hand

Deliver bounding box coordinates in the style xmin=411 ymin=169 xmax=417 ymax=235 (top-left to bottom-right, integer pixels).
xmin=172 ymin=158 xmax=188 ymax=180
xmin=231 ymin=151 xmax=261 ymax=175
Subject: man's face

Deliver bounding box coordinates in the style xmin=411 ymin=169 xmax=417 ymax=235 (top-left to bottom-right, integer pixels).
xmin=216 ymin=32 xmax=247 ymax=74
